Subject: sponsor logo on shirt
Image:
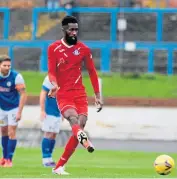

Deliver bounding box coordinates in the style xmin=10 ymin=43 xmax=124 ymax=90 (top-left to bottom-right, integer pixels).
xmin=0 ymin=86 xmax=10 ymax=92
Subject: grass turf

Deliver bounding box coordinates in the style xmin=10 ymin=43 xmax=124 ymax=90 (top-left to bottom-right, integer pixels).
xmin=0 ymin=148 xmax=177 ymax=178
xmin=21 ymin=71 xmax=177 ymax=98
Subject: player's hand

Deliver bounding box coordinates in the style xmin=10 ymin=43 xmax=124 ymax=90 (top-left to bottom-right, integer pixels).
xmin=48 ymin=88 xmax=58 ymax=98
xmin=48 ymin=83 xmax=59 ymax=98
xmin=95 ymin=93 xmax=103 ymax=112
xmin=40 ymin=111 xmax=46 ymax=121
xmin=16 ymin=112 xmax=22 ymax=122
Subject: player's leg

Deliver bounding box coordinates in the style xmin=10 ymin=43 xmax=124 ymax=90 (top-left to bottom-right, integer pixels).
xmin=49 ymin=133 xmax=57 ymax=164
xmin=0 ymin=126 xmax=8 ymax=166
xmin=42 ymin=132 xmax=57 ymax=167
xmin=53 ymin=94 xmax=91 ymax=175
xmin=53 ymin=109 xmax=93 ymax=173
xmin=78 ymin=114 xmax=94 ymax=152
xmin=53 ymin=95 xmax=77 ymax=174
xmin=41 ymin=132 xmax=53 ymax=167
xmin=53 ymin=115 xmax=92 ymax=175
xmin=63 ymin=108 xmax=91 ymax=149
xmin=53 ymin=108 xmax=78 ymax=174
xmin=56 ymin=93 xmax=91 ymax=150
xmin=4 ymin=108 xmax=18 ymax=167
xmin=76 ymin=94 xmax=95 ymax=153
xmin=79 ymin=115 xmax=87 ymax=129
xmin=0 ymin=109 xmax=8 ymax=166
xmin=54 ymin=108 xmax=90 ymax=175
xmin=41 ymin=115 xmax=60 ymax=167
xmin=4 ymin=125 xmax=17 ymax=167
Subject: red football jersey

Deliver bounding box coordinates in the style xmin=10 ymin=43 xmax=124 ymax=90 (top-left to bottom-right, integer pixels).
xmin=48 ymin=38 xmax=99 ymax=93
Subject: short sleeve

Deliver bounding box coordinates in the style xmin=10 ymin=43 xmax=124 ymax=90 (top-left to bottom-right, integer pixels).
xmin=42 ymin=76 xmax=54 ymax=92
xmin=15 ymin=73 xmax=25 ymax=90
xmin=15 ymin=74 xmax=25 ymax=85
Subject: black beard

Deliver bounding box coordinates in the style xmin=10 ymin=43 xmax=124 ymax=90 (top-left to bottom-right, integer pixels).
xmin=65 ymin=33 xmax=77 ymax=45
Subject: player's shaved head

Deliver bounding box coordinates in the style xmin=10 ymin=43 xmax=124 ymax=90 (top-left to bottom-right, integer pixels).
xmin=0 ymin=55 xmax=11 ymax=63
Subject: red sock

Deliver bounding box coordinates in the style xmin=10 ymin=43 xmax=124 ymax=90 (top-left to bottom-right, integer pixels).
xmin=72 ymin=124 xmax=89 ymax=148
xmin=71 ymin=124 xmax=82 ymax=137
xmin=55 ymin=135 xmax=78 ymax=169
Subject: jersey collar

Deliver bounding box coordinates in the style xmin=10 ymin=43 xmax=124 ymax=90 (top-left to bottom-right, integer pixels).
xmin=0 ymin=70 xmax=11 ymax=78
xmin=61 ymin=38 xmax=73 ymax=48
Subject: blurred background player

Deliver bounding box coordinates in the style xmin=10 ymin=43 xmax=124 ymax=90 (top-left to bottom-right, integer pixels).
xmin=0 ymin=55 xmax=27 ymax=167
xmin=40 ymin=75 xmax=62 ymax=167
xmin=48 ymin=15 xmax=103 ymax=175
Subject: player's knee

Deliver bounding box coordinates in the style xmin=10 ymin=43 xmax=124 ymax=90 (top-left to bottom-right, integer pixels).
xmin=63 ymin=109 xmax=79 ymax=125
xmin=44 ymin=132 xmax=56 ymax=139
xmin=68 ymin=115 xmax=79 ymax=126
xmin=8 ymin=128 xmax=16 ymax=139
xmin=63 ymin=108 xmax=78 ymax=119
xmin=51 ymin=133 xmax=57 ymax=139
xmin=1 ymin=126 xmax=8 ymax=136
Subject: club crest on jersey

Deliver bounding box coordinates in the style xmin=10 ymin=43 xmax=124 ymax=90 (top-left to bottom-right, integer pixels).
xmin=73 ymin=49 xmax=80 ymax=56
xmin=7 ymin=81 xmax=11 ymax=87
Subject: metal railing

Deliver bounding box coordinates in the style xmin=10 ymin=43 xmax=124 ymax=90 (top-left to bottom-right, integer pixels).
xmin=1 ymin=7 xmax=177 ymax=75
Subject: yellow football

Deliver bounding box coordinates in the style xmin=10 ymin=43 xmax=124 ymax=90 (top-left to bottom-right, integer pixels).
xmin=154 ymin=154 xmax=175 ymax=175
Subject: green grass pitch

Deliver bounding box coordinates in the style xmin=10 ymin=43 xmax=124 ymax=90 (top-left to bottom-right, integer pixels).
xmin=1 ymin=148 xmax=176 ymax=178
xmin=21 ymin=71 xmax=177 ymax=98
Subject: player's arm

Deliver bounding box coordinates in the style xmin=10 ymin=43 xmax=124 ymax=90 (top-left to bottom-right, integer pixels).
xmin=15 ymin=74 xmax=27 ymax=121
xmin=40 ymin=76 xmax=53 ymax=119
xmin=40 ymin=89 xmax=47 ymax=112
xmin=39 ymin=89 xmax=48 ymax=120
xmin=48 ymin=44 xmax=58 ymax=88
xmin=84 ymin=48 xmax=103 ymax=112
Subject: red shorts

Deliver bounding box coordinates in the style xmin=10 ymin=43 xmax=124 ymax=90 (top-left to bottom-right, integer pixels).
xmin=56 ymin=90 xmax=88 ymax=116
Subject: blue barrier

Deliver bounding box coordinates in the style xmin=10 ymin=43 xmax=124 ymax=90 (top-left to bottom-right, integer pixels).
xmin=32 ymin=7 xmax=177 ymax=41
xmin=0 ymin=8 xmax=10 ymax=39
xmin=0 ymin=40 xmax=175 ymax=75
xmin=1 ymin=7 xmax=177 ymax=75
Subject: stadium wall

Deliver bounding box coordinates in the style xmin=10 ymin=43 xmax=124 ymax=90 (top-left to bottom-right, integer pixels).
xmin=27 ymin=96 xmax=177 ymax=107
xmin=13 ymin=105 xmax=177 ymax=148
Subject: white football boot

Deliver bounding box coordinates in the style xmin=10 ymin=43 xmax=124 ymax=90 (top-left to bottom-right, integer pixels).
xmin=77 ymin=130 xmax=95 ymax=153
xmin=52 ymin=166 xmax=69 ymax=175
